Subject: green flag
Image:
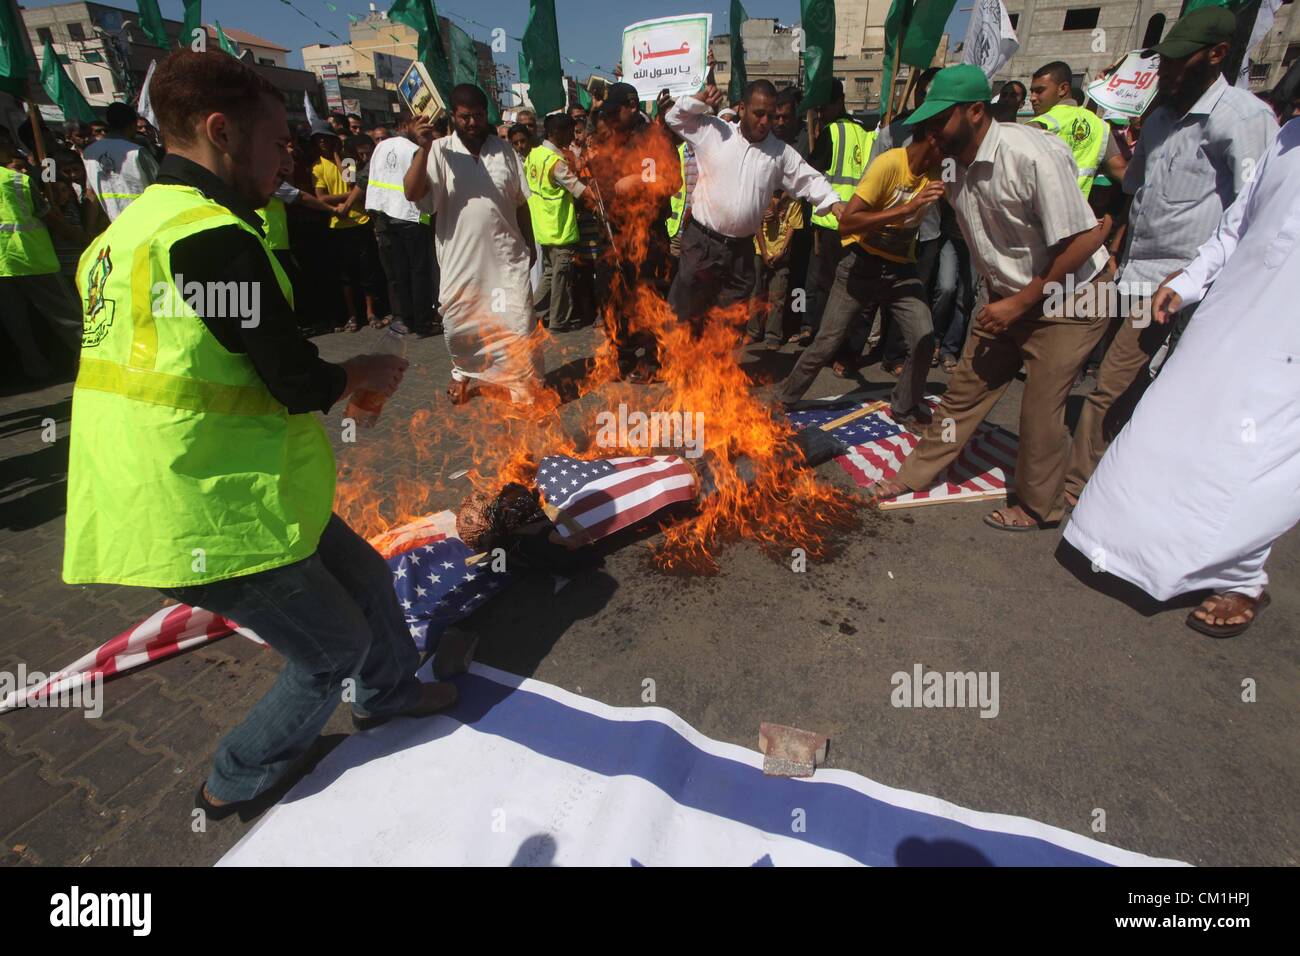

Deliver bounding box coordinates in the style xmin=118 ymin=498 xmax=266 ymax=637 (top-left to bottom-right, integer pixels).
xmin=215 ymin=21 xmax=240 ymax=58
xmin=518 ymin=51 xmax=529 ymax=84
xmin=40 ymin=37 xmax=95 ymax=123
xmin=137 ymin=0 xmax=168 ymax=48
xmin=900 ymin=0 xmax=956 ymax=69
xmin=1182 ymin=0 xmax=1251 ymax=12
xmin=522 ymin=0 xmax=564 ymax=117
xmin=388 ymin=0 xmax=453 ymax=102
xmin=577 ymin=82 xmax=591 ymax=109
xmin=880 ymin=0 xmax=914 ymax=118
xmin=179 ymin=0 xmax=202 ymax=50
xmin=1 ymin=0 xmax=33 ymax=97
xmin=728 ymin=0 xmax=748 ymax=104
xmin=798 ymin=0 xmax=836 ymax=112
xmin=448 ymin=21 xmax=498 ymax=124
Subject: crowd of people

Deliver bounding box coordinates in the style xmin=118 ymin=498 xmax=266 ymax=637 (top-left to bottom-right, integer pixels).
xmin=1 ymin=5 xmax=1297 ymax=816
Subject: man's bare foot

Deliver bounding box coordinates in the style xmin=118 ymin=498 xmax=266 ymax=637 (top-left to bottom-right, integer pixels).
xmin=1189 ymin=592 xmax=1267 ymax=633
xmin=864 ymin=479 xmax=908 ymax=502
xmin=201 ymin=784 xmax=228 ymax=807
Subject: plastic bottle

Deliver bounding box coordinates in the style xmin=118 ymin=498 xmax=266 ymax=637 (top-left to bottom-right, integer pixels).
xmin=346 ymin=328 xmax=408 ymax=428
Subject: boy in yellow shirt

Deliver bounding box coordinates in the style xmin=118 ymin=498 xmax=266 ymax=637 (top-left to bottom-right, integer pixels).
xmin=777 ymin=136 xmax=943 ymax=427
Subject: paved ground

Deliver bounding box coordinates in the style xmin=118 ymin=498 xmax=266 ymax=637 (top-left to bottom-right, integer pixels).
xmin=1 ymin=323 xmax=1296 ymax=867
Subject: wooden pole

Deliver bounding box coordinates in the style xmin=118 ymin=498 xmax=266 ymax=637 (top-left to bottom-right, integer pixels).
xmin=25 ymin=95 xmax=54 ymax=203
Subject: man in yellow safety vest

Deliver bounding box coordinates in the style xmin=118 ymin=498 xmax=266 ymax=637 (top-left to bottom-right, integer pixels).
xmin=1027 ymin=61 xmax=1127 ymax=198
xmin=61 ymin=51 xmax=459 ymax=821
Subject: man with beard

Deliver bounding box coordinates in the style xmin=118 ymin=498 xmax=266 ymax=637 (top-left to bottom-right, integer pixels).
xmin=663 ymin=79 xmax=844 ymax=339
xmin=864 ymin=66 xmax=1110 ymax=532
xmin=1063 ymin=7 xmax=1277 ymax=506
xmin=585 ymin=83 xmax=681 ymax=382
xmin=62 ymin=51 xmax=455 ymax=821
xmin=405 ymin=84 xmax=541 ymax=404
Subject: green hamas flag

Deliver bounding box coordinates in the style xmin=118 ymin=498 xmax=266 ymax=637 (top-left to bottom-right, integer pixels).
xmin=40 ymin=37 xmax=95 ymax=122
xmin=179 ymin=0 xmax=202 ymax=50
xmin=577 ymin=82 xmax=590 ymax=109
xmin=1 ymin=0 xmax=33 ymax=97
xmin=522 ymin=0 xmax=564 ymax=117
xmin=137 ymin=0 xmax=168 ymax=48
xmin=900 ymin=0 xmax=956 ymax=70
xmin=215 ymin=21 xmax=240 ymax=58
xmin=389 ymin=0 xmax=453 ymax=102
xmin=880 ymin=0 xmax=914 ymax=118
xmin=448 ymin=20 xmax=498 ymax=124
xmin=728 ymin=0 xmax=748 ymax=104
xmin=797 ymin=0 xmax=836 ymax=112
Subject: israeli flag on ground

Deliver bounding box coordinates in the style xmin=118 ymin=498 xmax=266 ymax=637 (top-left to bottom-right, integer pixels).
xmin=220 ymin=665 xmax=1184 ymax=866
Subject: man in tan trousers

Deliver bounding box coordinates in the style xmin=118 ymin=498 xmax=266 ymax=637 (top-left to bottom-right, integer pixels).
xmin=865 ymin=66 xmax=1109 ymax=530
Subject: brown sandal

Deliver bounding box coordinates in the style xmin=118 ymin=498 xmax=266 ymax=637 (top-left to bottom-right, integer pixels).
xmin=1186 ymin=592 xmax=1270 ymax=639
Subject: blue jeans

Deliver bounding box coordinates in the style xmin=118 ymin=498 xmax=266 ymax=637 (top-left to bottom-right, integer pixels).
xmin=160 ymin=514 xmax=423 ymax=802
xmin=932 ymin=235 xmax=974 ymax=360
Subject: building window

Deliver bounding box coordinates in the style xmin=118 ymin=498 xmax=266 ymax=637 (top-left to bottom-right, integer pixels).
xmin=1008 ymin=13 xmax=1019 ymax=30
xmin=68 ymin=22 xmax=86 ymax=41
xmin=37 ymin=27 xmax=53 ymax=45
xmin=258 ymin=57 xmax=274 ymax=66
xmin=1250 ymin=62 xmax=1271 ymax=82
xmin=1063 ymin=8 xmax=1100 ymax=31
xmin=86 ymin=77 xmax=102 ymax=94
xmin=85 ymin=51 xmax=103 ymax=63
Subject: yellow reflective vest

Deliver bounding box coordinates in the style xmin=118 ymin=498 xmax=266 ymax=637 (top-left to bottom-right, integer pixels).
xmin=525 ymin=145 xmax=578 ymax=246
xmin=63 ymin=184 xmax=336 ymax=587
xmin=256 ymin=195 xmax=290 ymax=252
xmin=1029 ymin=104 xmax=1109 ymax=196
xmin=810 ymin=119 xmax=874 ymax=229
xmin=0 ymin=166 xmax=59 ymax=277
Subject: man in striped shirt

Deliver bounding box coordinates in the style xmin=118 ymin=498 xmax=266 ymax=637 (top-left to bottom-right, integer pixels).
xmin=865 ymin=66 xmax=1109 ymax=532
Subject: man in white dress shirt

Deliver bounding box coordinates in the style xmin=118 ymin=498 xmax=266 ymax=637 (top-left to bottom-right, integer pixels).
xmin=662 ymin=79 xmax=845 ymax=335
xmin=404 ymin=85 xmax=541 ymax=404
xmin=1064 ymin=116 xmax=1300 ymax=638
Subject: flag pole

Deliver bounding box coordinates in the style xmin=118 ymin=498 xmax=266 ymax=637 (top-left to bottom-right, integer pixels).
xmin=25 ymin=91 xmax=53 ymax=203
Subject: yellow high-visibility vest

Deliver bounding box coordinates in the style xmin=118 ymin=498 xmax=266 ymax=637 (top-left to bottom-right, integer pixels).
xmin=0 ymin=166 xmax=59 ymax=277
xmin=810 ymin=119 xmax=874 ymax=229
xmin=1029 ymin=104 xmax=1109 ymax=196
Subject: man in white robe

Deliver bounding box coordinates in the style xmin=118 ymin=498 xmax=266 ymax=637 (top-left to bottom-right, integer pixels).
xmin=404 ymin=85 xmax=542 ymax=404
xmin=1063 ymin=117 xmax=1298 ymax=637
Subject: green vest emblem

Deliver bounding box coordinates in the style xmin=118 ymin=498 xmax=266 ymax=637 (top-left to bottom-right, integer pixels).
xmin=81 ymin=245 xmax=116 ymax=347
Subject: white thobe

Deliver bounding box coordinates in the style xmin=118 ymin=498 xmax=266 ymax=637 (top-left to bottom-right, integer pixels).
xmin=422 ymin=133 xmax=541 ymax=401
xmin=1064 ymin=118 xmax=1298 ymax=600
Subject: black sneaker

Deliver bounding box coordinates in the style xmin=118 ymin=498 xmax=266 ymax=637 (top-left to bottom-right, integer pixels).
xmin=892 ymin=405 xmax=934 ymax=431
xmin=388 ymin=318 xmax=413 ymax=335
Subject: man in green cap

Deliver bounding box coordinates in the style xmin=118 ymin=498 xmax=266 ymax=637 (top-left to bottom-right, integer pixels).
xmin=865 ymin=64 xmax=1111 ymax=532
xmin=1063 ymin=5 xmax=1277 ymax=507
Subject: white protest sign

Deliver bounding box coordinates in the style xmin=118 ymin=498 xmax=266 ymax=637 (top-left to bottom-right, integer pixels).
xmin=1085 ymin=51 xmax=1159 ymax=118
xmin=621 ymin=14 xmax=711 ymax=102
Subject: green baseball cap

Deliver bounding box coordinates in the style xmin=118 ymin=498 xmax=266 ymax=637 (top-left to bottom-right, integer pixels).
xmin=1144 ymin=7 xmax=1237 ymax=59
xmin=903 ymin=65 xmax=992 ymax=127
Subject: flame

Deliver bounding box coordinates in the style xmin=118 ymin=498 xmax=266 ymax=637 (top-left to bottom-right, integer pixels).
xmin=336 ymin=120 xmax=863 ymax=573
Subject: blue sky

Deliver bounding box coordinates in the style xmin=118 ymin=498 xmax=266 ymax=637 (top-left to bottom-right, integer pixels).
xmin=22 ymin=0 xmax=971 ymax=74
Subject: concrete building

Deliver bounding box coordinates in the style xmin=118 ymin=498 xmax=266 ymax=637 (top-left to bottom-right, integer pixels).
xmin=19 ymin=1 xmax=322 ymax=123
xmin=301 ymin=6 xmax=496 ymax=103
xmin=961 ymin=1 xmax=1300 ymax=97
xmin=708 ymin=2 xmax=948 ymax=118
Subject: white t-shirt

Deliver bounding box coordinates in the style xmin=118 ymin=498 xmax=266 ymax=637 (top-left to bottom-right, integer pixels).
xmin=365 ymin=136 xmax=424 ymax=223
xmin=83 ymin=136 xmax=158 ymax=221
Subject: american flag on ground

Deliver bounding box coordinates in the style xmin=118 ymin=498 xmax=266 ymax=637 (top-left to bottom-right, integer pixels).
xmin=0 ymin=604 xmax=250 ymax=714
xmin=784 ymin=402 xmax=903 ymax=447
xmin=537 ymin=454 xmax=698 ymax=543
xmin=838 ymin=418 xmax=1018 ymax=509
xmin=384 ymin=513 xmax=512 ymax=652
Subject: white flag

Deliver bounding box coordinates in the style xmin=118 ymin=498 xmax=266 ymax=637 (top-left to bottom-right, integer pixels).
xmin=962 ymin=0 xmax=1019 ymax=79
xmin=1237 ymin=0 xmax=1283 ymax=89
xmin=136 ymin=60 xmax=158 ymax=129
xmin=304 ymin=91 xmax=322 ymax=128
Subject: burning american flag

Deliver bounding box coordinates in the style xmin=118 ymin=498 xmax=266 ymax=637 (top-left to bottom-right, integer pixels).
xmin=537 ymin=454 xmax=698 ymax=544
